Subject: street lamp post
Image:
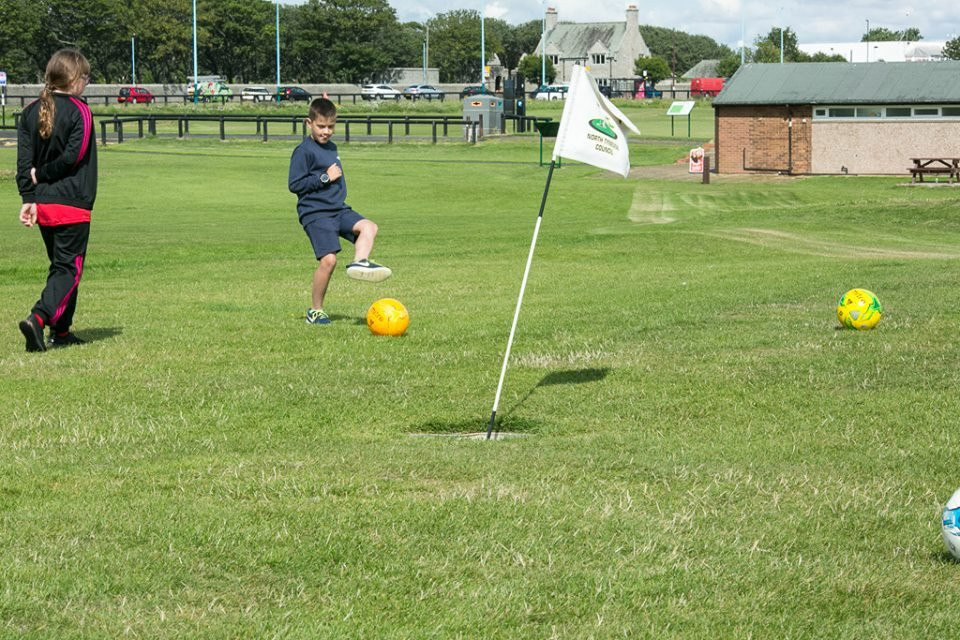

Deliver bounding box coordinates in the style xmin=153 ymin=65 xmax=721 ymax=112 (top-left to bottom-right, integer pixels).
xmin=131 ymin=36 xmax=136 ymax=83
xmin=275 ymin=0 xmax=281 ymax=103
xmin=541 ymin=3 xmax=546 ymax=86
xmin=866 ymin=19 xmax=870 ymax=62
xmin=192 ymin=0 xmax=198 ymax=103
xmin=480 ymin=8 xmax=486 ymax=87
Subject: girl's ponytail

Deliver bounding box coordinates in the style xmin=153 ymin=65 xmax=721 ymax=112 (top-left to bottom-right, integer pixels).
xmin=38 ymin=84 xmax=55 ymax=139
xmin=37 ymin=49 xmax=90 ymax=140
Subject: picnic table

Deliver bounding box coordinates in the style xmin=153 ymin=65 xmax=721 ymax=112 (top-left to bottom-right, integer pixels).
xmin=909 ymin=157 xmax=960 ymax=183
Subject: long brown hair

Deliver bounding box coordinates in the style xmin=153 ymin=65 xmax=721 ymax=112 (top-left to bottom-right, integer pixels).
xmin=38 ymin=49 xmax=91 ymax=139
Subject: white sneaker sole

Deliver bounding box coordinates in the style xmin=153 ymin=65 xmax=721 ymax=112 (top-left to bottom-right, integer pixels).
xmin=346 ymin=265 xmax=392 ymax=282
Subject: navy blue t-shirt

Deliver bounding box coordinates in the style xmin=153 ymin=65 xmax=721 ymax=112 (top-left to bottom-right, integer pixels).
xmin=288 ymin=137 xmax=346 ymax=223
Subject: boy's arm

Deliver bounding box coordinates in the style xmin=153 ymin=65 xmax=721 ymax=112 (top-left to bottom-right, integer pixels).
xmin=35 ymin=103 xmax=92 ymax=184
xmin=16 ymin=114 xmax=36 ymax=202
xmin=288 ymin=147 xmax=323 ymax=195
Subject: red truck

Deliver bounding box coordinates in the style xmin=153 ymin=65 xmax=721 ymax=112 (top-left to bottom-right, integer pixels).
xmin=690 ymin=77 xmax=724 ymax=97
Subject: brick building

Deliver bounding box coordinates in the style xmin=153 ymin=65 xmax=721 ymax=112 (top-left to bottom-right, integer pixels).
xmin=714 ymin=61 xmax=960 ymax=175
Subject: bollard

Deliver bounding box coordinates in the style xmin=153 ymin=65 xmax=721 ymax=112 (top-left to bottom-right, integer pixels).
xmin=702 ymin=155 xmax=710 ymax=184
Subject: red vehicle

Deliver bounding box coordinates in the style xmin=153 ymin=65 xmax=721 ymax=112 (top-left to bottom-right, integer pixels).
xmin=118 ymin=86 xmax=155 ymax=104
xmin=690 ymin=77 xmax=724 ymax=97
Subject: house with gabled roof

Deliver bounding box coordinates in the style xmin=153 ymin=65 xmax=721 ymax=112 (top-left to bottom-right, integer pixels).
xmin=713 ymin=61 xmax=960 ymax=175
xmin=531 ymin=5 xmax=651 ymax=90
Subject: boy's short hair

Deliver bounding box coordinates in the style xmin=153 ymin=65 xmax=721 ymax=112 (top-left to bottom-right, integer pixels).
xmin=308 ymin=97 xmax=337 ymax=121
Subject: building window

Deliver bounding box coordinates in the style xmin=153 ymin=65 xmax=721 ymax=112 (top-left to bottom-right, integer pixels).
xmin=549 ymin=55 xmax=559 ymax=65
xmin=828 ymin=108 xmax=855 ymax=118
xmin=885 ymin=107 xmax=911 ymax=117
xmin=814 ymin=105 xmax=960 ymax=120
xmin=591 ymin=53 xmax=606 ymax=65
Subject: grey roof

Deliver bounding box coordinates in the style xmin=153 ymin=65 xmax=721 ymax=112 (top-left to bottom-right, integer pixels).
xmin=682 ymin=59 xmax=720 ymax=79
xmin=715 ymin=61 xmax=960 ymax=105
xmin=546 ymin=22 xmax=625 ymax=58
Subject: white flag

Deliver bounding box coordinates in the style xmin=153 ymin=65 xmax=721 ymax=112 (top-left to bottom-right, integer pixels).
xmin=552 ymin=65 xmax=640 ymax=178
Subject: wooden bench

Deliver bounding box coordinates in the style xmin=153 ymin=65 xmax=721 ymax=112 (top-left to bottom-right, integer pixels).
xmin=909 ymin=158 xmax=960 ymax=183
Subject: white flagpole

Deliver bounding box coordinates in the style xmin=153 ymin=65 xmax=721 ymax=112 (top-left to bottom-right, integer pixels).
xmin=486 ymin=160 xmax=556 ymax=440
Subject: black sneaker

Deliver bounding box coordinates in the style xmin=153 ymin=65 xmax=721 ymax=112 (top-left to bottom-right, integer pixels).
xmin=345 ymin=259 xmax=392 ymax=282
xmin=48 ymin=332 xmax=86 ymax=348
xmin=18 ymin=315 xmax=47 ymax=352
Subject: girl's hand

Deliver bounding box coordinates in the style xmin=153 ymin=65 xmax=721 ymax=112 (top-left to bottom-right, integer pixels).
xmin=19 ymin=203 xmax=37 ymax=227
xmin=30 ymin=167 xmax=37 ymax=185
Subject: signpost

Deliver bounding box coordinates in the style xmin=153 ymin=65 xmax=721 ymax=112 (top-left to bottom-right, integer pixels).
xmin=0 ymin=71 xmax=7 ymax=128
xmin=666 ymin=100 xmax=695 ymax=137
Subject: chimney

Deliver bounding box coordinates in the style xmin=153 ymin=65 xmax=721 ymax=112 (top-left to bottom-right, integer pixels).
xmin=626 ymin=4 xmax=638 ymax=32
xmin=545 ymin=7 xmax=558 ymax=32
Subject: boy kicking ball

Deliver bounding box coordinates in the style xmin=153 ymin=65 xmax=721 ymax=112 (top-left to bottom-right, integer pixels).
xmin=288 ymin=97 xmax=391 ymax=325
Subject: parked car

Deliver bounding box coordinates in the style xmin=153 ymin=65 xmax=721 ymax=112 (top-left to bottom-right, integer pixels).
xmin=118 ymin=86 xmax=154 ymax=104
xmin=277 ymin=86 xmax=312 ymax=102
xmin=187 ymin=81 xmax=233 ymax=101
xmin=459 ymin=85 xmax=491 ymax=99
xmin=533 ymin=84 xmax=569 ymax=100
xmin=360 ymin=84 xmax=401 ymax=100
xmin=241 ymin=86 xmax=272 ymax=102
xmin=402 ymin=84 xmax=443 ymax=100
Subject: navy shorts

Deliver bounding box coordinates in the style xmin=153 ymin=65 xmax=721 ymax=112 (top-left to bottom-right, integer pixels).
xmin=302 ymin=208 xmax=365 ymax=258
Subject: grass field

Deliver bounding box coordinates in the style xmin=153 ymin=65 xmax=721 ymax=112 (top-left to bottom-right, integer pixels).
xmin=3 ymin=128 xmax=960 ymax=638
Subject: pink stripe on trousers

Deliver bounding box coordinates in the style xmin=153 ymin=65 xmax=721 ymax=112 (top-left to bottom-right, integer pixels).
xmin=51 ymin=254 xmax=84 ymax=325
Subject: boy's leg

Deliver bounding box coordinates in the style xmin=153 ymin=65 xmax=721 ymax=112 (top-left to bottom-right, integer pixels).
xmin=302 ymin=216 xmax=343 ymax=324
xmin=351 ymin=219 xmax=378 ymax=262
xmin=312 ymin=253 xmax=337 ymax=310
xmin=340 ymin=212 xmax=391 ymax=282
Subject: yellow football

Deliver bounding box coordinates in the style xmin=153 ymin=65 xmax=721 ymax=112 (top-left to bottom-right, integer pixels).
xmin=837 ymin=288 xmax=883 ymax=330
xmin=367 ymin=298 xmax=410 ymax=337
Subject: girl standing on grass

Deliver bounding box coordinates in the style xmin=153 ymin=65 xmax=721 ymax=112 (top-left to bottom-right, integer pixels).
xmin=16 ymin=49 xmax=97 ymax=352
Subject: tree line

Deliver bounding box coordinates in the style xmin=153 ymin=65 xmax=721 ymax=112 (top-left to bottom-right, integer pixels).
xmin=0 ymin=0 xmax=733 ymax=86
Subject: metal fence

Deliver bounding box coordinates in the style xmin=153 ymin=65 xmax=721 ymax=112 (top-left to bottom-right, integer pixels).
xmin=94 ymin=112 xmax=550 ymax=145
xmin=2 ymin=93 xmax=451 ymax=108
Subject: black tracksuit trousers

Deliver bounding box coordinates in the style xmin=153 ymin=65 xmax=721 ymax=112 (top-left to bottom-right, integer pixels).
xmin=32 ymin=222 xmax=89 ymax=333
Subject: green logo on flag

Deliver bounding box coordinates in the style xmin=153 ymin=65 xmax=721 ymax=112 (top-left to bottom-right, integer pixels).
xmin=589 ymin=118 xmax=618 ymax=139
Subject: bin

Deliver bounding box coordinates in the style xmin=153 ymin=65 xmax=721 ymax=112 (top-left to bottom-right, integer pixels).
xmin=462 ymin=95 xmax=503 ymax=140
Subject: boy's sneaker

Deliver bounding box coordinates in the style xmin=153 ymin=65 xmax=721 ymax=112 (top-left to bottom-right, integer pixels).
xmin=306 ymin=308 xmax=331 ymax=325
xmin=48 ymin=333 xmax=86 ymax=349
xmin=346 ymin=259 xmax=392 ymax=283
xmin=18 ymin=315 xmax=47 ymax=352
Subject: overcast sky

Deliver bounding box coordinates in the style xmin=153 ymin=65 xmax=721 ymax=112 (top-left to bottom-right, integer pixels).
xmin=284 ymin=1 xmax=956 ymax=48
